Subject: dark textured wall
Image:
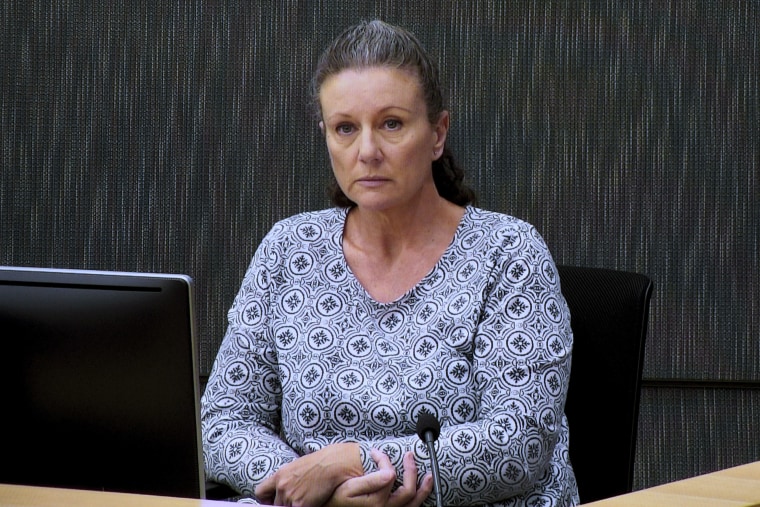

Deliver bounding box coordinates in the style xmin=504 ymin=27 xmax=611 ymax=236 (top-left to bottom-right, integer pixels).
xmin=2 ymin=0 xmax=758 ymax=491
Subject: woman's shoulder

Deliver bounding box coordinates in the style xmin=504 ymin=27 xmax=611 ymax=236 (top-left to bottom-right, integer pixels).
xmin=265 ymin=207 xmax=348 ymax=240
xmin=247 ymin=208 xmax=347 ymax=275
xmin=459 ymin=206 xmax=552 ymax=257
xmin=464 ymin=206 xmax=539 ymax=236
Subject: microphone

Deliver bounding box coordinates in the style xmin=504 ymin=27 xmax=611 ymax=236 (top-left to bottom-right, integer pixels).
xmin=416 ymin=412 xmax=444 ymax=507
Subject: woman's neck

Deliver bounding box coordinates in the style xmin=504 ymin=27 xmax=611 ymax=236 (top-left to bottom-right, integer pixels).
xmin=342 ymin=198 xmax=466 ymax=303
xmin=345 ymin=197 xmax=464 ymax=257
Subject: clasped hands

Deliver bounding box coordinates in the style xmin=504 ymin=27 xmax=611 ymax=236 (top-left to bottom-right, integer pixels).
xmin=254 ymin=443 xmax=433 ymax=507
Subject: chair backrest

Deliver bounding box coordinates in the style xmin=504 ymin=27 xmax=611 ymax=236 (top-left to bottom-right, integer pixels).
xmin=557 ymin=265 xmax=653 ymax=504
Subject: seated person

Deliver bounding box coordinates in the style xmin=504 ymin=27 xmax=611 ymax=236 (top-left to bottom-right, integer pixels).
xmin=202 ymin=19 xmax=579 ymax=507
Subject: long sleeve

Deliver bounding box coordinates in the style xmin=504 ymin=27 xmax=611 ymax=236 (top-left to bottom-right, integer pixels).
xmin=201 ymin=229 xmax=300 ymax=497
xmin=356 ymin=217 xmax=577 ymax=506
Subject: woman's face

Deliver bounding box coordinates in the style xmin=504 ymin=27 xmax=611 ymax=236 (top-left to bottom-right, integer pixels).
xmin=319 ymin=66 xmax=448 ymax=212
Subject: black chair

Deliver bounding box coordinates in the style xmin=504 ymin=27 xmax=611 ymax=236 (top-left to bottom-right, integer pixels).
xmin=557 ymin=265 xmax=654 ymax=504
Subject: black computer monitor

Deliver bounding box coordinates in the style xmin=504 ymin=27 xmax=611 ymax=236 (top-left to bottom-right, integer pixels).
xmin=0 ymin=266 xmax=205 ymax=498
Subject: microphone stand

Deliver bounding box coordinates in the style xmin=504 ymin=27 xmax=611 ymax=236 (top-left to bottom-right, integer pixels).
xmin=422 ymin=430 xmax=444 ymax=507
xmin=416 ymin=413 xmax=444 ymax=507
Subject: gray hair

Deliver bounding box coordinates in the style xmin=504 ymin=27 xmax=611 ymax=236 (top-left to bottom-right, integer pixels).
xmin=311 ymin=20 xmax=444 ymax=124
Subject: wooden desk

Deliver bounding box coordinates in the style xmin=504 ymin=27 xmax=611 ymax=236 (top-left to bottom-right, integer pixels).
xmin=0 ymin=484 xmax=234 ymax=507
xmin=580 ymin=461 xmax=760 ymax=507
xmin=3 ymin=462 xmax=759 ymax=507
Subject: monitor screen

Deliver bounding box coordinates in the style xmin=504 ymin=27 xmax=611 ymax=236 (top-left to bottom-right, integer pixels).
xmin=0 ymin=266 xmax=205 ymax=498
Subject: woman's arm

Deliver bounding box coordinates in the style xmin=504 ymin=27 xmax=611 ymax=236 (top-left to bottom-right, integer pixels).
xmin=202 ymin=224 xmax=387 ymax=504
xmin=201 ymin=327 xmax=300 ymax=496
xmin=357 ymin=221 xmax=574 ymax=505
xmin=204 ymin=219 xmax=385 ymax=505
xmin=201 ymin=237 xmax=301 ymax=497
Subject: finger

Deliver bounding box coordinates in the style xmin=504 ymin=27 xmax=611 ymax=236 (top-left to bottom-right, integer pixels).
xmin=399 ymin=452 xmax=419 ymax=489
xmin=387 ymin=452 xmax=419 ymax=507
xmin=369 ymin=448 xmax=394 ymax=471
xmin=339 ymin=467 xmax=396 ymax=498
xmin=324 ymin=449 xmax=396 ymax=504
xmin=404 ymin=473 xmax=434 ymax=507
xmin=254 ymin=476 xmax=275 ymax=503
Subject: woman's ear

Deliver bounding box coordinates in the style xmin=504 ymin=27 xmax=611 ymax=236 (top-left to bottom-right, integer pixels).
xmin=433 ymin=111 xmax=450 ymax=158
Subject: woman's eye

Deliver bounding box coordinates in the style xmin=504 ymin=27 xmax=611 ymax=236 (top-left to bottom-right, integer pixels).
xmin=336 ymin=124 xmax=354 ymax=135
xmin=385 ymin=119 xmax=402 ymax=130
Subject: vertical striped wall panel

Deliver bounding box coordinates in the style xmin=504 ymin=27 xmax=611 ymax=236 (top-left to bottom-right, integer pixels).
xmin=636 ymin=386 xmax=760 ymax=487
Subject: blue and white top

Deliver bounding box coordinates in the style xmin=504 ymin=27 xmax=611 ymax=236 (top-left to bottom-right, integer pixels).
xmin=202 ymin=206 xmax=579 ymax=506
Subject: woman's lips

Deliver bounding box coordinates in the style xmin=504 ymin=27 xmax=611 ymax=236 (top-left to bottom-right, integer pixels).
xmin=356 ymin=177 xmax=389 ymax=187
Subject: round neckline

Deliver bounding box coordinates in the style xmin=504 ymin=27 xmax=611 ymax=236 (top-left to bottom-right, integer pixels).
xmin=336 ymin=205 xmax=472 ymax=306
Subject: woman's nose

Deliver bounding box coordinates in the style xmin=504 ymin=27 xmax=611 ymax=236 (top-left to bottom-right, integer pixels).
xmin=357 ymin=129 xmax=382 ymax=163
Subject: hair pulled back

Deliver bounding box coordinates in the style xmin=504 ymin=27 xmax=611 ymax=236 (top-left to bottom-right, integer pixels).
xmin=311 ymin=20 xmax=476 ymax=207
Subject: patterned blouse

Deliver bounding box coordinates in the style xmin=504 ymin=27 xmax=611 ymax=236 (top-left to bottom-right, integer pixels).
xmin=201 ymin=206 xmax=579 ymax=506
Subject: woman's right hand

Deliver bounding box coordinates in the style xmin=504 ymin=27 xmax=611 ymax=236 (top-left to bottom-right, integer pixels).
xmin=326 ymin=449 xmax=434 ymax=507
xmin=254 ymin=442 xmax=363 ymax=506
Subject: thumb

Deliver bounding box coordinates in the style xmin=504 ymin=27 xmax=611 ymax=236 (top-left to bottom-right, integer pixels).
xmin=254 ymin=475 xmax=275 ymax=502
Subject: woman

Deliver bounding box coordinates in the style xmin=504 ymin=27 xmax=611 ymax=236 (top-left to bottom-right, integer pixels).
xmin=202 ymin=20 xmax=578 ymax=507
